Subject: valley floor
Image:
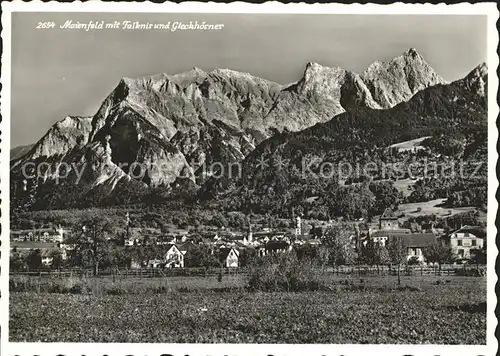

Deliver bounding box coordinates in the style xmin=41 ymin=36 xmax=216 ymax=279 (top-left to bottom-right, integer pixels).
xmin=9 ymin=275 xmax=486 ymax=344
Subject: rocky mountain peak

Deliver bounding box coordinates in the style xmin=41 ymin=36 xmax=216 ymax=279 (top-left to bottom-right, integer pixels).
xmin=361 ymin=48 xmax=446 ymax=107
xmin=13 ymin=50 xmax=483 ymax=209
xmin=302 ymin=62 xmax=344 ymax=83
xmin=403 ymin=47 xmax=420 ymax=58
xmin=462 ymin=62 xmax=487 ymax=98
xmin=12 ymin=115 xmax=93 ymax=163
xmin=467 ymin=62 xmax=487 ymax=80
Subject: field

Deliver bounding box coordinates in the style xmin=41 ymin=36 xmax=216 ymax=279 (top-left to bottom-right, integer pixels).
xmin=388 ymin=136 xmax=431 ymax=151
xmin=398 ymin=198 xmax=480 ymax=219
xmin=10 ymin=274 xmax=486 ymax=344
xmin=392 ymin=178 xmax=419 ymax=197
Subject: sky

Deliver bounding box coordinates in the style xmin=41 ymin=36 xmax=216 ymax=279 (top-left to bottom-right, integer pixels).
xmin=11 ymin=13 xmax=487 ymax=148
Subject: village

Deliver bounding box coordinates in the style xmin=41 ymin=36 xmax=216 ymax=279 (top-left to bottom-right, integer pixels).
xmin=9 ymin=207 xmax=486 ymax=272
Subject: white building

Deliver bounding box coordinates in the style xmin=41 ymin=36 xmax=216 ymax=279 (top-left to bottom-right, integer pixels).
xmin=220 ymin=248 xmax=239 ymax=268
xmin=295 ymin=216 xmax=302 ymax=236
xmin=448 ymin=226 xmax=484 ymax=259
xmin=164 ymin=244 xmax=184 ymax=268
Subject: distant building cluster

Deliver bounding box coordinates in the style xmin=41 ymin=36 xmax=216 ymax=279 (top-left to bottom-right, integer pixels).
xmin=359 ymin=208 xmax=484 ymax=264
xmin=10 ymin=209 xmax=485 ymax=269
xmin=10 ymin=225 xmax=67 ymax=243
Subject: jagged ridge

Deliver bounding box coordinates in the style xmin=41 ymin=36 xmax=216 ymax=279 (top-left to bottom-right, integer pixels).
xmin=11 ymin=49 xmax=466 ymax=209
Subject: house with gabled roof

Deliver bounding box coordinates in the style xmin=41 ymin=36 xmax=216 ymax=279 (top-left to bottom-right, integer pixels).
xmin=388 ymin=232 xmax=437 ymax=263
xmin=379 ymin=208 xmax=400 ymax=230
xmin=219 ymin=247 xmax=239 ymax=268
xmin=370 ymin=228 xmax=411 ymax=247
xmin=265 ymin=240 xmax=292 ymax=254
xmin=164 ymin=244 xmax=184 ymax=268
xmin=447 ymin=225 xmax=485 ymax=260
xmin=147 ymin=259 xmax=165 ymax=268
xmin=178 ymin=241 xmax=197 ymax=255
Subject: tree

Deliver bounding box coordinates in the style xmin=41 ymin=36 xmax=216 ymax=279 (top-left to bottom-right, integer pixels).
xmin=310 ymin=225 xmax=324 ymax=239
xmin=295 ymin=244 xmax=319 ymax=261
xmin=67 ymin=214 xmax=120 ymax=275
xmin=369 ymin=181 xmax=400 ymax=214
xmin=130 ymin=245 xmax=150 ymax=269
xmin=470 ymin=247 xmax=486 ymax=265
xmin=238 ymin=248 xmax=257 ymax=267
xmin=330 ymin=185 xmax=375 ymax=219
xmin=10 ymin=248 xmax=26 ymax=271
xmin=470 ymin=247 xmax=486 ymax=272
xmin=407 ymin=256 xmax=421 ymax=265
xmin=422 ymin=242 xmax=454 ymax=275
xmin=210 ymin=213 xmax=228 ymax=228
xmin=320 ymin=224 xmax=356 ymax=270
xmin=184 ymin=245 xmax=220 ymax=268
xmin=48 ymin=249 xmax=64 ymax=270
xmin=107 ymin=246 xmax=132 ymax=269
xmin=358 ymin=239 xmax=376 ymax=265
xmin=375 ymin=245 xmax=391 ymax=267
xmin=387 ymin=236 xmax=406 ymax=285
xmin=25 ymin=249 xmax=42 ymax=271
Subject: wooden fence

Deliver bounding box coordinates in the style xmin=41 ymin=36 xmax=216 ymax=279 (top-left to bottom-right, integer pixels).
xmin=331 ymin=264 xmax=486 ymax=277
xmin=10 ymin=266 xmax=243 ymax=278
xmin=10 ymin=264 xmax=486 ymax=278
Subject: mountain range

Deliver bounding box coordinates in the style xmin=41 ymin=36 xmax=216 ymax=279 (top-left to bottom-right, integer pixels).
xmin=10 ymin=49 xmax=486 ymax=211
xmin=207 ymin=62 xmax=487 ymax=216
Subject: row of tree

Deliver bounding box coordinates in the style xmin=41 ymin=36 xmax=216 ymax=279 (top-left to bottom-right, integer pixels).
xmin=315 ymin=224 xmax=486 ymax=284
xmin=10 ymin=214 xmax=487 ymax=281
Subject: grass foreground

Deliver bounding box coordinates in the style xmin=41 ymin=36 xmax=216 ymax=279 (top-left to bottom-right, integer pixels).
xmin=9 ymin=275 xmax=486 ymax=344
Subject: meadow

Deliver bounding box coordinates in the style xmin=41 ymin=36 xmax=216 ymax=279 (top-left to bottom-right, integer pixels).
xmin=398 ymin=198 xmax=481 ymax=220
xmin=9 ymin=274 xmax=486 ymax=344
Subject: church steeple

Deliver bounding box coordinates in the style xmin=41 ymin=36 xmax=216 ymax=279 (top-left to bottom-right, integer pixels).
xmin=246 ymin=214 xmax=253 ymax=243
xmin=295 ymin=216 xmax=302 ymax=236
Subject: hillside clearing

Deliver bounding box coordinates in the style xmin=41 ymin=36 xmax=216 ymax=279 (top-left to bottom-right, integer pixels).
xmin=388 ymin=136 xmax=431 ymax=150
xmin=398 ymin=198 xmax=479 ymax=220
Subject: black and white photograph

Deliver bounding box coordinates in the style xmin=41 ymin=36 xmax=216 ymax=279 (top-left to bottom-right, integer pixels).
xmin=0 ymin=2 xmax=498 ymax=356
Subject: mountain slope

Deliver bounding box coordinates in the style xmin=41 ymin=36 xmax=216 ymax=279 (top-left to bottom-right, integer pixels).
xmin=11 ymin=49 xmax=453 ymax=210
xmin=10 ymin=144 xmax=34 ymax=161
xmin=361 ymin=48 xmax=446 ymax=107
xmin=263 ymin=49 xmax=446 ymax=132
xmin=11 ymin=116 xmax=93 ymax=165
xmin=208 ymin=63 xmax=487 ymax=217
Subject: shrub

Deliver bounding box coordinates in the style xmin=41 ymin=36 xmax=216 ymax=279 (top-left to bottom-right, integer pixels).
xmin=105 ymin=285 xmax=127 ymax=295
xmin=246 ymin=253 xmax=327 ymax=292
xmin=153 ymin=285 xmax=171 ymax=294
xmin=407 ymin=256 xmax=421 ymax=265
xmin=9 ymin=275 xmax=91 ymax=294
xmin=455 ymin=268 xmax=484 ymax=277
xmin=9 ymin=276 xmax=30 ymax=292
xmin=61 ymin=277 xmax=91 ymax=294
xmin=397 ymin=285 xmax=422 ymax=292
xmin=47 ymin=282 xmax=65 ymax=294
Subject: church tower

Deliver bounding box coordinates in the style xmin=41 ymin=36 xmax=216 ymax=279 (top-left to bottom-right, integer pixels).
xmin=246 ymin=214 xmax=253 ymax=243
xmin=295 ymin=216 xmax=302 ymax=236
